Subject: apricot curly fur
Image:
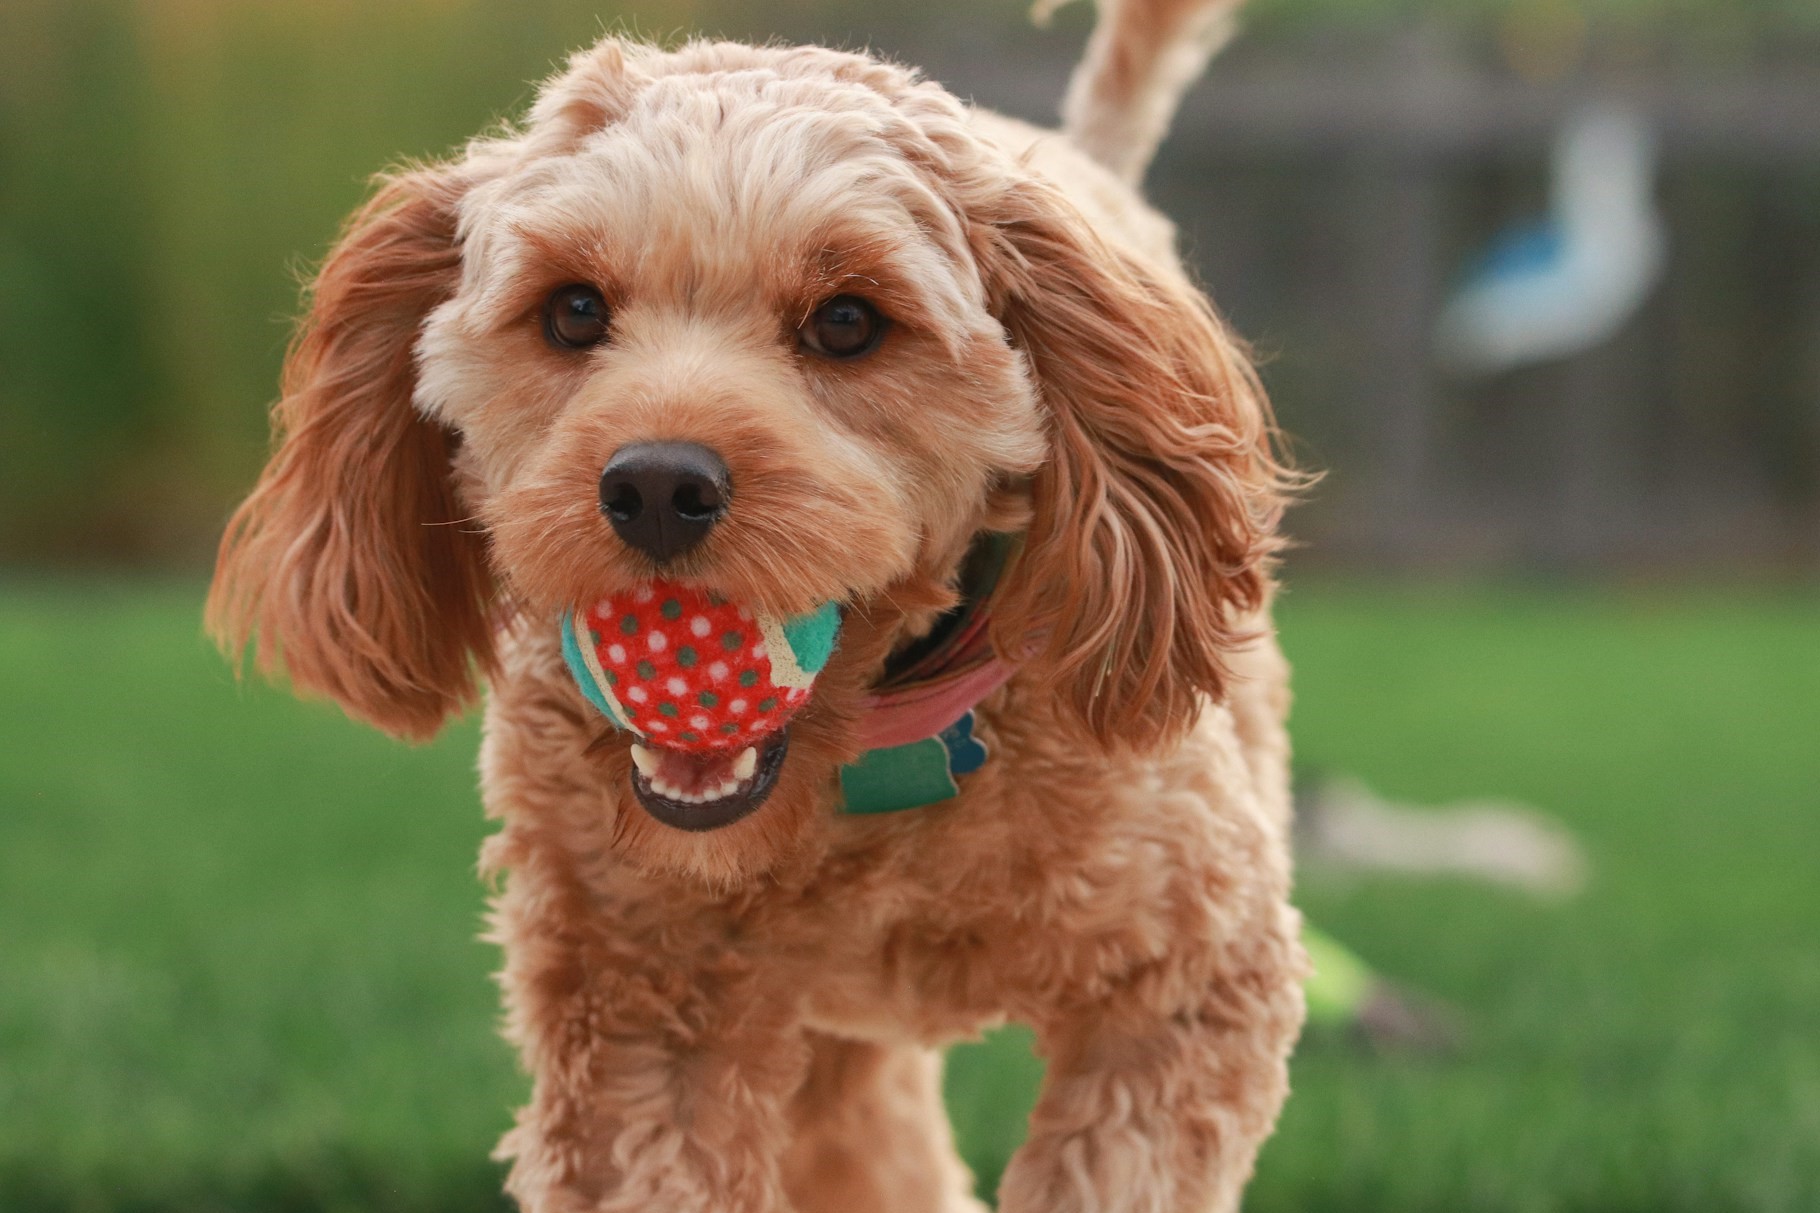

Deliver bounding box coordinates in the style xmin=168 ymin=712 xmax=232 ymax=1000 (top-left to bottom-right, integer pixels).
xmin=211 ymin=4 xmax=1309 ymax=1210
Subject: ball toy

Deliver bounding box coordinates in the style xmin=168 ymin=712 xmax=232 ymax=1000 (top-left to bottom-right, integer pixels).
xmin=561 ymin=582 xmax=841 ymax=752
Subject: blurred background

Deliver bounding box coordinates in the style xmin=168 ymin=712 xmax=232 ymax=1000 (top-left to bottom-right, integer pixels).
xmin=2 ymin=1 xmax=1816 ymax=1210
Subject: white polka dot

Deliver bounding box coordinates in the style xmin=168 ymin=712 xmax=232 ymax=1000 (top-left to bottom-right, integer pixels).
xmin=594 ymin=598 xmax=615 ymax=616
xmin=690 ymin=715 xmax=710 ymax=730
xmin=690 ymin=615 xmax=711 ymax=638
xmin=646 ymin=719 xmax=668 ymax=732
xmin=708 ymin=662 xmax=729 ymax=681
xmin=634 ymin=586 xmax=655 ymax=604
xmin=627 ymin=686 xmax=649 ymax=703
xmin=729 ymin=699 xmax=747 ymax=715
xmin=607 ymin=643 xmax=626 ymax=664
xmin=751 ymin=643 xmax=767 ymax=660
xmin=787 ymin=687 xmax=805 ymax=701
xmin=647 ymin=631 xmax=667 ymax=652
xmin=666 ymin=677 xmax=687 ymax=696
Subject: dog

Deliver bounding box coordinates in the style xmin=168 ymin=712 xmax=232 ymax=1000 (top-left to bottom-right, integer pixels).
xmin=208 ymin=1 xmax=1307 ymax=1208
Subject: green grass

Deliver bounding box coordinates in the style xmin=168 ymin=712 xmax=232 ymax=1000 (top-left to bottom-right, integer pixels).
xmin=1 ymin=580 xmax=1815 ymax=1211
xmin=1254 ymin=583 xmax=1820 ymax=1213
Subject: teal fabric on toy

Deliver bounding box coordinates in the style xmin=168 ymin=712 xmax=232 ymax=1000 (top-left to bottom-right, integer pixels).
xmin=560 ymin=611 xmax=629 ymax=730
xmin=779 ymin=601 xmax=840 ymax=675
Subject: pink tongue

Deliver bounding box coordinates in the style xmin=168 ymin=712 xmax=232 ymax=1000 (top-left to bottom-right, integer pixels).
xmin=654 ymin=746 xmax=741 ymax=798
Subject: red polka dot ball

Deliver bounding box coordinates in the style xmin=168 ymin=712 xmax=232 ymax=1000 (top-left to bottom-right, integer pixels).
xmin=560 ymin=581 xmax=841 ymax=752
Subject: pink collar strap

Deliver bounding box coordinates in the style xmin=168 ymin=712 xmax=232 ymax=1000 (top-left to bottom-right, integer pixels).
xmin=838 ymin=533 xmax=1020 ymax=815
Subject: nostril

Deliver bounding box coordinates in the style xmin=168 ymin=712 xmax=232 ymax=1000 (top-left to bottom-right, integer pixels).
xmin=605 ymin=483 xmax=643 ymax=523
xmin=671 ymin=481 xmax=723 ymax=522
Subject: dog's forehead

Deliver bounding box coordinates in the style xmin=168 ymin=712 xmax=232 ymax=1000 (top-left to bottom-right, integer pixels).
xmin=458 ymin=71 xmax=986 ymax=326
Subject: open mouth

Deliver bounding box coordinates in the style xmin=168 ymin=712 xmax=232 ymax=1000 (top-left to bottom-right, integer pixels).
xmin=626 ymin=729 xmax=790 ymax=832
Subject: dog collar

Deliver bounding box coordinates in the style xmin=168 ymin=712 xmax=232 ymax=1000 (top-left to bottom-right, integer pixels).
xmin=838 ymin=533 xmax=1019 ymax=815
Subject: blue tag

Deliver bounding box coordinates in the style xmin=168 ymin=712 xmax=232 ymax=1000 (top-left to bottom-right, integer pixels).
xmin=938 ymin=710 xmax=989 ymax=776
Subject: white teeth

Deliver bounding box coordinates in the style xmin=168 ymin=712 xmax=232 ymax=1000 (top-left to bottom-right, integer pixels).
xmin=635 ymin=747 xmax=759 ymax=808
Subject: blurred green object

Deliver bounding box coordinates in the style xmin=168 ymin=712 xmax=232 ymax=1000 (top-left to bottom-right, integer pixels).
xmin=3 ymin=581 xmax=1817 ymax=1211
xmin=1302 ymin=925 xmax=1376 ymax=1030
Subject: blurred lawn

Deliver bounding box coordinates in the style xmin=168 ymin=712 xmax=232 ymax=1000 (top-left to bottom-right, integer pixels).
xmin=1 ymin=580 xmax=1816 ymax=1211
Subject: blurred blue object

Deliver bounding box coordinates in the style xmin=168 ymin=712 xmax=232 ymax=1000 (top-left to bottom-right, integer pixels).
xmin=1435 ymin=103 xmax=1668 ymax=376
xmin=1471 ymin=221 xmax=1567 ymax=281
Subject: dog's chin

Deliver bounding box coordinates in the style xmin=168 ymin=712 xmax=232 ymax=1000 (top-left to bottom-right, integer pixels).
xmin=627 ymin=729 xmax=790 ymax=832
xmin=606 ymin=714 xmax=845 ymax=889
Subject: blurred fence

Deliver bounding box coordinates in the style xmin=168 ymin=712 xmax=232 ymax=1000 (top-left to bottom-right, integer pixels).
xmin=915 ymin=27 xmax=1820 ymax=573
xmin=1161 ymin=34 xmax=1820 ymax=572
xmin=3 ymin=3 xmax=1818 ymax=573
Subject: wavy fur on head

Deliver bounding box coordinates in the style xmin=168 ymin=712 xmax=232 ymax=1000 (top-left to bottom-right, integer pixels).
xmin=210 ymin=5 xmax=1308 ymax=1211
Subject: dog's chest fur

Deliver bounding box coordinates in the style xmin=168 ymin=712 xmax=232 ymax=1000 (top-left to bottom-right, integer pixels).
xmin=479 ymin=622 xmax=1293 ymax=1049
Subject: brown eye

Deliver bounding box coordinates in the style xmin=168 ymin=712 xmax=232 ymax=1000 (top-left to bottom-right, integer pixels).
xmin=544 ymin=284 xmax=610 ymax=349
xmin=801 ymin=295 xmax=885 ymax=359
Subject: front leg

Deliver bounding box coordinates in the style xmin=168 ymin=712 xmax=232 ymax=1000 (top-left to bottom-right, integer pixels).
xmin=781 ymin=1032 xmax=987 ymax=1213
xmin=492 ymin=878 xmax=809 ymax=1213
xmin=997 ymin=907 xmax=1306 ymax=1213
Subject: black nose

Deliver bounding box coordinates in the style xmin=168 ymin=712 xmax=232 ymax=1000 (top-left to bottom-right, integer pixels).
xmin=598 ymin=441 xmax=730 ymax=563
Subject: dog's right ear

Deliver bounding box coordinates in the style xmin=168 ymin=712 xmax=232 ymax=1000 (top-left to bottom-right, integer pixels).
xmin=980 ymin=176 xmax=1298 ymax=749
xmin=208 ymin=164 xmax=493 ymax=742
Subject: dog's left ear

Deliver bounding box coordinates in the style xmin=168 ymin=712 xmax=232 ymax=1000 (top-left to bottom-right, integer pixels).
xmin=208 ymin=164 xmax=494 ymax=742
xmin=986 ymin=180 xmax=1298 ymax=747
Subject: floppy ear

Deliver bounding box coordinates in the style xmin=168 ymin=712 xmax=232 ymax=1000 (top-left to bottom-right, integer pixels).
xmin=208 ymin=164 xmax=493 ymax=742
xmin=987 ymin=181 xmax=1298 ymax=747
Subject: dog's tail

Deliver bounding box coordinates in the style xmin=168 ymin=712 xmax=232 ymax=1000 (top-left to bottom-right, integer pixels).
xmin=1037 ymin=0 xmax=1242 ymax=184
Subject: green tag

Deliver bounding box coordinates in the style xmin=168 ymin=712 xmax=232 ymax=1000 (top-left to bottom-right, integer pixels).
xmin=839 ymin=738 xmax=960 ymax=814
